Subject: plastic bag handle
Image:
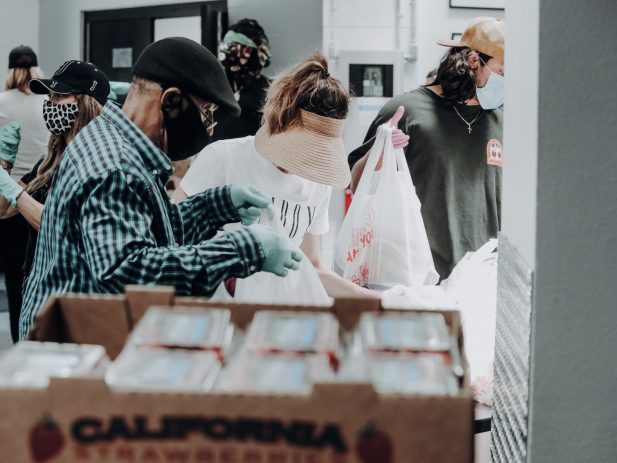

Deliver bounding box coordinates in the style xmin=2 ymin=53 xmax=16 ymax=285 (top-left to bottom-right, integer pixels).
xmin=353 ymin=126 xmax=392 ymax=197
xmin=394 ymin=145 xmax=411 ymax=177
xmin=364 ymin=127 xmax=398 ymax=284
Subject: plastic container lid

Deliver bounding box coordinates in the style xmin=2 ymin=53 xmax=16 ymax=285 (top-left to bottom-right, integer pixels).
xmin=129 ymin=306 xmax=232 ymax=351
xmin=340 ymin=352 xmax=458 ymax=396
xmin=0 ymin=341 xmax=107 ymax=388
xmin=359 ymin=312 xmax=451 ymax=352
xmin=245 ymin=311 xmax=339 ymax=354
xmin=216 ymin=352 xmax=332 ymax=395
xmin=105 ymin=345 xmax=221 ymax=392
xmin=368 ymin=352 xmax=458 ymax=395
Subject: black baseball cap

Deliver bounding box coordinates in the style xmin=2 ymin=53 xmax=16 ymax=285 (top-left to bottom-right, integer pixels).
xmin=29 ymin=60 xmax=110 ymax=105
xmin=133 ymin=37 xmax=240 ymax=117
xmin=8 ymin=45 xmax=38 ymax=69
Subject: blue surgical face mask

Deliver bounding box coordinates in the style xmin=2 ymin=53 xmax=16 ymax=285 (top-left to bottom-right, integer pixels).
xmin=476 ymin=61 xmax=504 ymax=110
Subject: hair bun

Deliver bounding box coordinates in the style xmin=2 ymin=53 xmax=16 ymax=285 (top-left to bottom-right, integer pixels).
xmin=262 ymin=51 xmax=349 ymax=134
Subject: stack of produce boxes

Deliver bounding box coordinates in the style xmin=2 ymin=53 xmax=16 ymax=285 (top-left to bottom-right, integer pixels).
xmin=0 ymin=288 xmax=473 ymax=463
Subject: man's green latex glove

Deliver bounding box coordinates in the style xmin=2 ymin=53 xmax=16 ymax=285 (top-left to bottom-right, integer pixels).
xmin=249 ymin=224 xmax=303 ymax=277
xmin=0 ymin=122 xmax=21 ymax=165
xmin=0 ymin=167 xmax=23 ymax=206
xmin=230 ymin=185 xmax=270 ymax=225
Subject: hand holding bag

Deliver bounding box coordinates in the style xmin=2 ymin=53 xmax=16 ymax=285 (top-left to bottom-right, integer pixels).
xmin=334 ymin=126 xmax=438 ymax=289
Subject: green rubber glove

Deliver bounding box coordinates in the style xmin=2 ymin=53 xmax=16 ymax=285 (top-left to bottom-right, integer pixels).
xmin=108 ymin=81 xmax=131 ymax=102
xmin=0 ymin=122 xmax=21 ymax=165
xmin=0 ymin=166 xmax=23 ymax=206
xmin=249 ymin=224 xmax=303 ymax=277
xmin=230 ymin=185 xmax=270 ymax=225
xmin=110 ymin=81 xmax=130 ymax=95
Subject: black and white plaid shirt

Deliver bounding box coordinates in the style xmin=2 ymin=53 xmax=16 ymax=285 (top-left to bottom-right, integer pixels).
xmin=20 ymin=102 xmax=264 ymax=338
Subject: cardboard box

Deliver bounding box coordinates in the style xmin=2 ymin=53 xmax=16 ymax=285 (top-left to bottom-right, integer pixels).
xmin=0 ymin=286 xmax=474 ymax=463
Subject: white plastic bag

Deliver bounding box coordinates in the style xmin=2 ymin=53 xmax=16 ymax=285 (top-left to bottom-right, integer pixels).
xmin=381 ymin=285 xmax=459 ymax=311
xmin=211 ymin=206 xmax=332 ymax=306
xmin=441 ymin=239 xmax=498 ymax=405
xmin=334 ymin=126 xmax=438 ymax=289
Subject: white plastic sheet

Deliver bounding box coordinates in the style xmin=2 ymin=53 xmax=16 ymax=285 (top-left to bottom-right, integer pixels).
xmin=381 ymin=285 xmax=459 ymax=311
xmin=442 ymin=239 xmax=498 ymax=405
xmin=211 ymin=206 xmax=331 ymax=306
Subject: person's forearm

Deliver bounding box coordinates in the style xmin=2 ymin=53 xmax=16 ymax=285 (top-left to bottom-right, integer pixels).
xmin=299 ymin=233 xmax=377 ymax=298
xmin=350 ymin=153 xmax=369 ymax=193
xmin=315 ymin=264 xmax=378 ymax=298
xmin=86 ymin=228 xmax=264 ymax=297
xmin=178 ymin=186 xmax=240 ymax=244
xmin=15 ymin=191 xmax=43 ymax=230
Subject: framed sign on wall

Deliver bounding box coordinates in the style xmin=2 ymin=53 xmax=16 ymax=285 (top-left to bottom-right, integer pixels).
xmin=449 ymin=0 xmax=505 ymax=10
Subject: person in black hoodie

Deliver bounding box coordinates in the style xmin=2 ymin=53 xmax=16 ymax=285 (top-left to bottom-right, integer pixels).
xmin=213 ymin=18 xmax=272 ymax=141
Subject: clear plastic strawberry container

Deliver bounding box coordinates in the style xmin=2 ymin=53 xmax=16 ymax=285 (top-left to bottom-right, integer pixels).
xmin=129 ymin=306 xmax=233 ymax=359
xmin=215 ymin=351 xmax=333 ymax=395
xmin=105 ymin=345 xmax=221 ymax=392
xmin=0 ymin=341 xmax=108 ymax=388
xmin=357 ymin=312 xmax=451 ymax=353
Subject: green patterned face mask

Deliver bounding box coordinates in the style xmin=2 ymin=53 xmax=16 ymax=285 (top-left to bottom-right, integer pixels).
xmin=222 ymin=31 xmax=257 ymax=48
xmin=219 ymin=30 xmax=271 ymax=70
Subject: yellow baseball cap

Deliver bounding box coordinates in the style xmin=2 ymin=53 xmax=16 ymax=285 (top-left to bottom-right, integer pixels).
xmin=437 ymin=17 xmax=505 ymax=62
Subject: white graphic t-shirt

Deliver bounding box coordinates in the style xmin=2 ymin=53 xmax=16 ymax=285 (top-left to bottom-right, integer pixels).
xmin=180 ymin=136 xmax=331 ymax=247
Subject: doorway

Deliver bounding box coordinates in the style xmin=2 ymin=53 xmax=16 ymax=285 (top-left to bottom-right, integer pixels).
xmin=84 ymin=1 xmax=227 ymax=82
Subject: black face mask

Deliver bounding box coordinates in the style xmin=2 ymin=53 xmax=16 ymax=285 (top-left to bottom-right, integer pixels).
xmin=162 ymin=95 xmax=211 ymax=161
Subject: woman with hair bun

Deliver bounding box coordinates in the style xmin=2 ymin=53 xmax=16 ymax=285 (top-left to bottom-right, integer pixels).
xmin=174 ymin=52 xmax=376 ymax=298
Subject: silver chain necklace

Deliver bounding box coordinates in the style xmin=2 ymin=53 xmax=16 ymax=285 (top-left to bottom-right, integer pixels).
xmin=453 ymin=105 xmax=483 ymax=134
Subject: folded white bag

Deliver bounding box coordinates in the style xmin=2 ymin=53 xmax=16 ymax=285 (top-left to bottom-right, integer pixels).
xmin=211 ymin=206 xmax=332 ymax=307
xmin=334 ymin=126 xmax=438 ymax=289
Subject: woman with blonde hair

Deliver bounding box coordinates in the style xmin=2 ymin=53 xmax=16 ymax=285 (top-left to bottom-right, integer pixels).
xmin=0 ymin=60 xmax=109 ymax=341
xmin=0 ymin=46 xmax=48 ymax=178
xmin=0 ymin=46 xmax=49 ymax=340
xmin=174 ymin=52 xmax=376 ymax=298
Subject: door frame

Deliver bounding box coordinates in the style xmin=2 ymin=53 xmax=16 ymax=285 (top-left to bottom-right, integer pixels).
xmin=83 ymin=1 xmax=228 ymax=62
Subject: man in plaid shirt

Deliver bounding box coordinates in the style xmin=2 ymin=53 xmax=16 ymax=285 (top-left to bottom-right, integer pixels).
xmin=19 ymin=38 xmax=301 ymax=338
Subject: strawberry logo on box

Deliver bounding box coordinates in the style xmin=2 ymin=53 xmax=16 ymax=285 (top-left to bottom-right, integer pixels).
xmin=29 ymin=413 xmax=65 ymax=462
xmin=355 ymin=421 xmax=393 ymax=463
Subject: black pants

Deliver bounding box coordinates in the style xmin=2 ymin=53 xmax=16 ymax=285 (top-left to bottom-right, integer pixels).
xmin=0 ymin=214 xmax=28 ymax=342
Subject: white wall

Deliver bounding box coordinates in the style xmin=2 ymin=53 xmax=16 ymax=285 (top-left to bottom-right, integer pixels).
xmin=38 ymin=0 xmax=322 ymax=81
xmin=0 ymin=0 xmax=40 ymax=86
xmin=38 ymin=0 xmax=203 ymax=77
xmin=228 ymin=0 xmax=322 ymax=76
xmin=526 ymin=0 xmax=617 ymax=461
xmin=501 ymin=0 xmax=538 ymax=267
xmin=324 ymin=0 xmax=504 ymax=93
